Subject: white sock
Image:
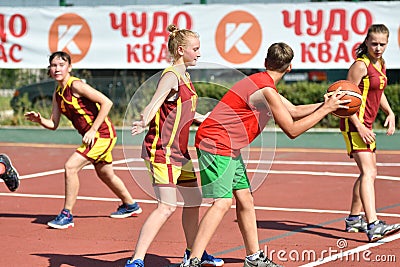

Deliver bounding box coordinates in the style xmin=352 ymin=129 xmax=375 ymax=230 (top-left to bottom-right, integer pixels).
xmin=246 ymin=250 xmax=262 ymax=261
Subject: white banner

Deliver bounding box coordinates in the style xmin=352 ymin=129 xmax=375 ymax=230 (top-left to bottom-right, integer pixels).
xmin=0 ymin=2 xmax=399 ymax=69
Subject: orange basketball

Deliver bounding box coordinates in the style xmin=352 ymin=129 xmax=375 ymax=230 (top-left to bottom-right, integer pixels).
xmin=327 ymin=80 xmax=362 ymax=118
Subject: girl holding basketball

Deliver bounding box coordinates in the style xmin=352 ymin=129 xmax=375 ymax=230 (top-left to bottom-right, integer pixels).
xmin=342 ymin=24 xmax=400 ymax=242
xmin=125 ymin=25 xmax=223 ymax=267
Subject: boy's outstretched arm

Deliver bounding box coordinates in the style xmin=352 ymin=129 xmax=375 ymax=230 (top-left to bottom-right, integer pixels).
xmin=263 ymin=87 xmax=348 ymax=139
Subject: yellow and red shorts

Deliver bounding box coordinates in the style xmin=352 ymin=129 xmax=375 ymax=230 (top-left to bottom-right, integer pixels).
xmin=144 ymin=160 xmax=197 ymax=186
xmin=77 ymin=137 xmax=117 ymax=164
xmin=341 ymin=131 xmax=376 ymax=157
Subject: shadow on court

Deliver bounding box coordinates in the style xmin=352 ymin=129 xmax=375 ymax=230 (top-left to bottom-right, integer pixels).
xmin=256 ymin=219 xmax=364 ymax=243
xmin=0 ymin=213 xmax=110 ymax=225
xmin=33 ymin=252 xmax=179 ymax=267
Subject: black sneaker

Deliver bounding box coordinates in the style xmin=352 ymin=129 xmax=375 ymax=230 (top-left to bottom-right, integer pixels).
xmin=0 ymin=154 xmax=20 ymax=192
xmin=244 ymin=250 xmax=283 ymax=267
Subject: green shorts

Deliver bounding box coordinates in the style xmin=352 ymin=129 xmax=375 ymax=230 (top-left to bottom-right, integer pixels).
xmin=196 ymin=148 xmax=250 ymax=198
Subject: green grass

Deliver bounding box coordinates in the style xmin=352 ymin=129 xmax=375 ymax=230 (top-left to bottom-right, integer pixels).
xmin=0 ymin=96 xmax=11 ymax=111
xmin=0 ymin=95 xmax=126 ymax=127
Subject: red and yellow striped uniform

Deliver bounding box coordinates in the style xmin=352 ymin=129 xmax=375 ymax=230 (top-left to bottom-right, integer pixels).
xmin=141 ymin=67 xmax=198 ymax=185
xmin=340 ymin=55 xmax=387 ymax=155
xmin=142 ymin=66 xmax=197 ymax=166
xmin=55 ymin=76 xmax=117 ymax=163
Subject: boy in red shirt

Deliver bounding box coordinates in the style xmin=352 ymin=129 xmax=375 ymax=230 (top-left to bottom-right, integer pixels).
xmin=184 ymin=42 xmax=349 ymax=267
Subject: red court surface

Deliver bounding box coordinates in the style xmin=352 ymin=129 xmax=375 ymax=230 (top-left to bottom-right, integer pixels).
xmin=1 ymin=143 xmax=399 ymax=267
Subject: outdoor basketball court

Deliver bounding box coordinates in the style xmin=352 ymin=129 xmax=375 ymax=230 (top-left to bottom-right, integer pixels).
xmin=1 ymin=140 xmax=399 ymax=267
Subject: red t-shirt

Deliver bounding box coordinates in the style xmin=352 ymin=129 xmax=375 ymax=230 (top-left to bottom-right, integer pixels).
xmin=195 ymin=71 xmax=276 ymax=157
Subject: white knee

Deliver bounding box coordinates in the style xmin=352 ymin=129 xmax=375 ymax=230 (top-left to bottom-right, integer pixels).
xmin=157 ymin=202 xmax=177 ymax=218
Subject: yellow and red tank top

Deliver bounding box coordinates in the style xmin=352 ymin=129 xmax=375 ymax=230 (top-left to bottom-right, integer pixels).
xmin=55 ymin=76 xmax=116 ymax=138
xmin=195 ymin=71 xmax=276 ymax=157
xmin=141 ymin=66 xmax=197 ymax=165
xmin=340 ymin=54 xmax=387 ymax=131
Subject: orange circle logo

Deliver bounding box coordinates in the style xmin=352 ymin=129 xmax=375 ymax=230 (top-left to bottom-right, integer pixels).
xmin=215 ymin=11 xmax=262 ymax=64
xmin=48 ymin=13 xmax=92 ymax=63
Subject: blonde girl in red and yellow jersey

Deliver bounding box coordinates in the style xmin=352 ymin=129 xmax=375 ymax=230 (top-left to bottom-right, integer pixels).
xmin=126 ymin=25 xmax=223 ymax=267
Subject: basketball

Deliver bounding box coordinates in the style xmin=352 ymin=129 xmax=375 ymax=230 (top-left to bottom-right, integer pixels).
xmin=327 ymin=80 xmax=362 ymax=118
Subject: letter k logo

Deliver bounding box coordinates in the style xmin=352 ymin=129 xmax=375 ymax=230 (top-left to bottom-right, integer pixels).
xmin=57 ymin=25 xmax=83 ymax=54
xmin=49 ymin=13 xmax=92 ymax=63
xmin=216 ymin=11 xmax=262 ymax=64
xmin=225 ymin=23 xmax=252 ymax=54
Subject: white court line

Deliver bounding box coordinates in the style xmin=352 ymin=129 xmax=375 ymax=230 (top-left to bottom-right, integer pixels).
xmin=14 ymin=167 xmax=399 ymax=182
xmin=124 ymin=157 xmax=400 ymax=167
xmin=113 ymin=166 xmax=400 ymax=182
xmin=5 ymin=157 xmax=399 ymax=182
xmin=253 ymin=206 xmax=400 ymax=218
xmin=2 ymin=192 xmax=400 ymax=265
xmin=2 ymin=157 xmax=399 ymax=266
xmin=119 ymin=157 xmax=400 ymax=181
xmin=235 ymin=159 xmax=400 ymax=167
xmin=7 ymin=158 xmax=131 ymax=180
xmin=0 ymin=192 xmax=157 ymax=204
xmin=252 ymin=169 xmax=400 ymax=181
xmin=299 ymin=233 xmax=400 ymax=266
xmin=1 ymin=192 xmax=399 ymax=218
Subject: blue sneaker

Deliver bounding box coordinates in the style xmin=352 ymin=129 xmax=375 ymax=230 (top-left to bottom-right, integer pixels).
xmin=125 ymin=258 xmax=144 ymax=267
xmin=182 ymin=249 xmax=224 ymax=266
xmin=201 ymin=251 xmax=224 ymax=266
xmin=0 ymin=154 xmax=20 ymax=192
xmin=47 ymin=209 xmax=74 ymax=229
xmin=110 ymin=202 xmax=142 ymax=218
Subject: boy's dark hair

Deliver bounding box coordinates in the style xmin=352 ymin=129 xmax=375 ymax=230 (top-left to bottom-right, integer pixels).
xmin=264 ymin=42 xmax=293 ymax=72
